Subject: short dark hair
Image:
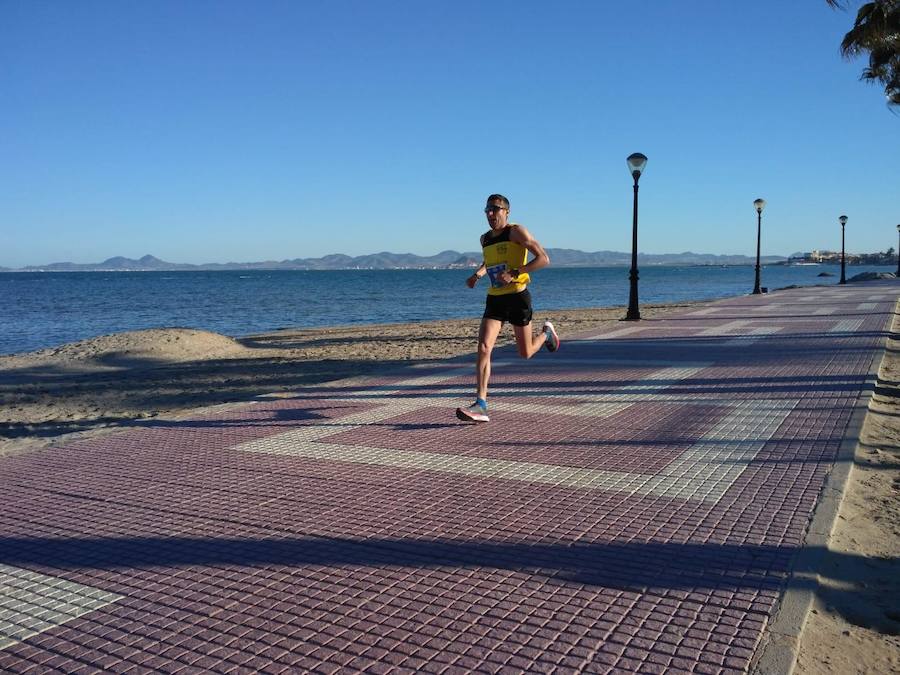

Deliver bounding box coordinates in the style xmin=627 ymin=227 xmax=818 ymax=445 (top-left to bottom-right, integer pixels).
xmin=486 ymin=194 xmax=510 ymax=209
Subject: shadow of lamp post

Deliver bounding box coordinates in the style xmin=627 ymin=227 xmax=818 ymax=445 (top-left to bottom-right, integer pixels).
xmin=752 ymin=198 xmax=766 ymax=294
xmin=624 ymin=152 xmax=648 ymax=321
xmin=839 ymin=215 xmax=848 ymax=285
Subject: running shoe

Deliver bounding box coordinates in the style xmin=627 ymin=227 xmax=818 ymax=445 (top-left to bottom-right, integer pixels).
xmin=456 ymin=402 xmax=490 ymax=423
xmin=543 ymin=321 xmax=560 ymax=352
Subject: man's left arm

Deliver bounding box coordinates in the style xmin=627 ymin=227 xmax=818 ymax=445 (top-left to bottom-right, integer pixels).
xmin=500 ymin=225 xmax=550 ymax=284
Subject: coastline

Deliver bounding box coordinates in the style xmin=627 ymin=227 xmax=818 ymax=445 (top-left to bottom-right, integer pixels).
xmin=5 ymin=265 xmax=896 ymax=358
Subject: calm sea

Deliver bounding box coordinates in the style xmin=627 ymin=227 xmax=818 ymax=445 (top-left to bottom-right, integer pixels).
xmin=1 ymin=264 xmax=894 ymax=356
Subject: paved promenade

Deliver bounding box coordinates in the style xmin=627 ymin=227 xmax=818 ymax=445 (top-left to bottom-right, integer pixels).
xmin=1 ymin=280 xmax=897 ymax=674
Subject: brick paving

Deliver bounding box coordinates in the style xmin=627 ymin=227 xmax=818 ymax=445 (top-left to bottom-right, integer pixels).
xmin=0 ymin=280 xmax=896 ymax=674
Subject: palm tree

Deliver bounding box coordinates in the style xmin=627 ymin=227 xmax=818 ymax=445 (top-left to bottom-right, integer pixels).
xmin=827 ymin=1 xmax=900 ymax=106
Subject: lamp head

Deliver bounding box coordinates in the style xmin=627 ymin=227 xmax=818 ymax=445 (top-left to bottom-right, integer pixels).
xmin=753 ymin=198 xmax=766 ymax=213
xmin=626 ymin=153 xmax=648 ymax=180
xmin=839 ymin=215 xmax=848 ymax=226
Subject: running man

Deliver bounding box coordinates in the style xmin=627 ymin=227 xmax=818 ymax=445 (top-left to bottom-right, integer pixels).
xmin=456 ymin=194 xmax=560 ymax=423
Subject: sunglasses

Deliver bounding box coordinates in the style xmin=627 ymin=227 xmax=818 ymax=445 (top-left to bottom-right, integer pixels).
xmin=484 ymin=205 xmax=508 ymax=214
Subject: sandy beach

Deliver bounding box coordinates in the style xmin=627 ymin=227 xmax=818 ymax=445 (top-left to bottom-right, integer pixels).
xmin=0 ymin=303 xmax=699 ymax=458
xmin=1 ymin=300 xmax=897 ymax=671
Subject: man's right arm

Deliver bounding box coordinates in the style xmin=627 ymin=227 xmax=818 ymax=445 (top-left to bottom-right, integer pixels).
xmin=466 ymin=263 xmax=486 ymax=288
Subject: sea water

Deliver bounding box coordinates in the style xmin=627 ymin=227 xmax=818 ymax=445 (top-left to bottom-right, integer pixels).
xmin=1 ymin=265 xmax=894 ymax=356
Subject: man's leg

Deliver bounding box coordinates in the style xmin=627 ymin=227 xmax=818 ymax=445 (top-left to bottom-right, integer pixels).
xmin=477 ymin=317 xmax=503 ymax=400
xmin=457 ymin=318 xmax=502 ymax=422
xmin=512 ymin=322 xmax=548 ymax=359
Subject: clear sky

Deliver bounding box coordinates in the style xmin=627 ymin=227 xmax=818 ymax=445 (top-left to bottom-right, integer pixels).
xmin=2 ymin=0 xmax=898 ymax=267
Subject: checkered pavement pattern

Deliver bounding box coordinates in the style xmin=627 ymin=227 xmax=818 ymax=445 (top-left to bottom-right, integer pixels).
xmin=0 ymin=281 xmax=895 ymax=673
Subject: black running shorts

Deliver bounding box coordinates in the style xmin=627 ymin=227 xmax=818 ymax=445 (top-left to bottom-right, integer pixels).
xmin=483 ymin=289 xmax=533 ymax=327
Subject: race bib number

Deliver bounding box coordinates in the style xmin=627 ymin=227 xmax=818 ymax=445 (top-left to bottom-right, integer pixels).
xmin=485 ymin=263 xmax=508 ymax=288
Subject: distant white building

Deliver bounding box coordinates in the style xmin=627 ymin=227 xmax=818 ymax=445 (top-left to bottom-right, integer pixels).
xmin=811 ymin=249 xmax=840 ymax=262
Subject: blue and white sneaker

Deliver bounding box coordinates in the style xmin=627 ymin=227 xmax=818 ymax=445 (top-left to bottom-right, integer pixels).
xmin=543 ymin=321 xmax=560 ymax=352
xmin=456 ymin=401 xmax=489 ymax=423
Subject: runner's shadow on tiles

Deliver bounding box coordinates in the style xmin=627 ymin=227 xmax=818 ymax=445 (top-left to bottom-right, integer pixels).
xmin=144 ymin=406 xmax=358 ymax=429
xmin=0 ymin=406 xmax=358 ymax=440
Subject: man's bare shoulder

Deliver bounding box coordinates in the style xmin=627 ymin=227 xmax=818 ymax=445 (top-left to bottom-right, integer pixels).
xmin=509 ymin=223 xmax=535 ymax=243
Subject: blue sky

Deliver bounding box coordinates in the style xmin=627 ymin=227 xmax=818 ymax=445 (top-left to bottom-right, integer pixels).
xmin=1 ymin=0 xmax=898 ymax=267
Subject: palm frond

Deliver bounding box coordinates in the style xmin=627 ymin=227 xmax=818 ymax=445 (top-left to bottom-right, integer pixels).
xmin=840 ymin=2 xmax=893 ymax=56
xmin=833 ymin=0 xmax=900 ymax=106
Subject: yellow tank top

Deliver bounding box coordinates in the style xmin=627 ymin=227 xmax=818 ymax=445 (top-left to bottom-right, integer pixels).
xmin=482 ymin=224 xmax=531 ymax=296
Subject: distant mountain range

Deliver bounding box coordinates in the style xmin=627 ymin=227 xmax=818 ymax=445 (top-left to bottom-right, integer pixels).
xmin=1 ymin=250 xmax=788 ymax=272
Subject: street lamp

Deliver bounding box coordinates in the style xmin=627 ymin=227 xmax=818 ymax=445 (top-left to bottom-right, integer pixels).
xmin=839 ymin=215 xmax=848 ymax=284
xmin=896 ymin=224 xmax=899 ymax=276
xmin=752 ymin=198 xmax=766 ymax=294
xmin=624 ymin=152 xmax=648 ymax=321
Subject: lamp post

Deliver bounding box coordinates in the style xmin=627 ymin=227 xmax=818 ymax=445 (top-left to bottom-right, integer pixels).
xmin=839 ymin=215 xmax=848 ymax=284
xmin=624 ymin=153 xmax=648 ymax=321
xmin=752 ymin=198 xmax=766 ymax=294
xmin=896 ymin=224 xmax=899 ymax=276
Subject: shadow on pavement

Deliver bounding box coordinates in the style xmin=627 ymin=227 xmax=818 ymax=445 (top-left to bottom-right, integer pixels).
xmin=0 ymin=533 xmax=897 ymax=634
